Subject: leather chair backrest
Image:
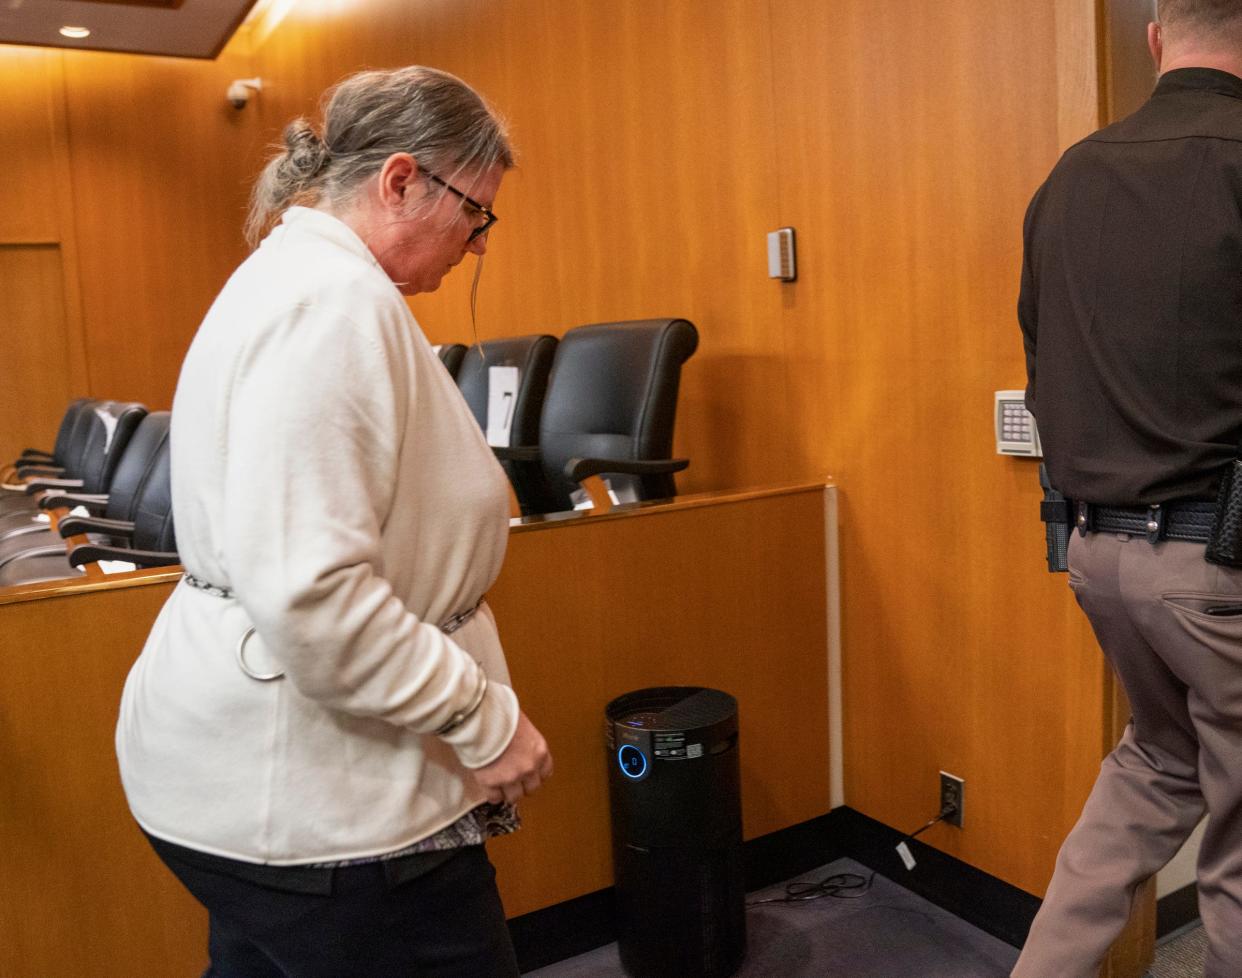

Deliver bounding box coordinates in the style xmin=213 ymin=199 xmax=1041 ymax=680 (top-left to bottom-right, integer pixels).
xmin=50 ymin=399 xmax=96 ymax=466
xmin=456 ymin=335 xmax=558 ymax=446
xmin=74 ymin=401 xmax=149 ymax=494
xmin=105 ymin=412 xmax=171 ymax=522
xmin=456 ymin=334 xmax=560 ymax=515
xmin=130 ymin=434 xmax=177 ymax=556
xmin=436 ymin=343 xmax=468 ymax=378
xmin=538 ymin=318 xmax=699 ymax=509
xmin=55 ymin=400 xmax=104 ymax=474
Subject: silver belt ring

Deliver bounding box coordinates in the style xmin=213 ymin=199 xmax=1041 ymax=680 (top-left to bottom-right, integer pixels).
xmin=235 ymin=626 xmax=286 ymax=682
xmin=442 ymin=596 xmax=484 ymax=635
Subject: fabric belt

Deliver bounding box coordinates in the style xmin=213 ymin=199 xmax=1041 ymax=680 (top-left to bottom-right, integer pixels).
xmin=182 ymin=574 xmax=487 ymax=690
xmin=1073 ymin=499 xmax=1215 ymax=544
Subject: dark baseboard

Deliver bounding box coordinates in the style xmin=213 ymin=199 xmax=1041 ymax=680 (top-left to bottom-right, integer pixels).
xmin=507 ymin=806 xmax=1040 ymax=970
xmin=826 ymin=807 xmax=1039 ymax=949
xmin=1156 ymin=882 xmax=1199 ymax=939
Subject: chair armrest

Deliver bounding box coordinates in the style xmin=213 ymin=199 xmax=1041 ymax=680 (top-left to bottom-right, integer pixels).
xmin=58 ymin=515 xmax=135 ymax=539
xmin=25 ymin=478 xmax=85 ymax=495
xmin=493 ymin=445 xmax=542 ymax=463
xmin=19 ymin=449 xmax=55 ymax=462
xmin=39 ymin=492 xmax=109 ymax=512
xmin=564 ymin=457 xmax=690 ymax=482
xmin=16 ymin=464 xmax=65 ymax=479
xmin=68 ymin=543 xmax=180 ymax=569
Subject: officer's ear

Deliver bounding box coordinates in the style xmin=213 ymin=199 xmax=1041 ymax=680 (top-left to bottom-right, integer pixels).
xmin=1148 ymin=21 xmax=1163 ymax=72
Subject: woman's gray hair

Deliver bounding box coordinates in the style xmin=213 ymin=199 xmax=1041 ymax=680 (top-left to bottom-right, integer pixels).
xmin=245 ymin=66 xmax=513 ymax=247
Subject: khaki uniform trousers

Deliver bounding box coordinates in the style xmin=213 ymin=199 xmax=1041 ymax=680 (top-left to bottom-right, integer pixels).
xmin=1012 ymin=532 xmax=1242 ymax=978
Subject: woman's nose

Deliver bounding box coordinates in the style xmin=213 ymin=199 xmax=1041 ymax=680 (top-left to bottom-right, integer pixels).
xmin=467 ymin=232 xmax=489 ymax=257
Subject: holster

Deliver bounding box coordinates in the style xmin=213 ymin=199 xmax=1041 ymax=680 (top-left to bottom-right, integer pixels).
xmin=1205 ymin=459 xmax=1242 ymax=567
xmin=1038 ymin=463 xmax=1071 ymax=573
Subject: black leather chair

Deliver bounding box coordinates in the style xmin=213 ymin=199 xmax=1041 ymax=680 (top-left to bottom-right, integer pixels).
xmin=7 ymin=397 xmax=94 ymax=471
xmin=0 ymin=415 xmax=177 ymax=587
xmin=497 ymin=318 xmax=699 ymax=514
xmin=0 ymin=400 xmax=148 ymax=537
xmin=1 ymin=398 xmax=97 ymax=513
xmin=435 ymin=343 xmax=468 ymax=378
xmin=455 ymin=334 xmax=558 ymax=515
xmin=69 ymin=428 xmax=178 ymax=570
xmin=0 ymin=413 xmax=172 ymax=583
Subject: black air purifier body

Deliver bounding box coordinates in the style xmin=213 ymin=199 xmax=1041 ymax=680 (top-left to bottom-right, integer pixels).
xmin=605 ymin=686 xmax=745 ymax=978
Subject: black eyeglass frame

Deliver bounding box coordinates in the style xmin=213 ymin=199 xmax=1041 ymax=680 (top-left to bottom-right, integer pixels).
xmin=425 ymin=172 xmax=498 ymax=242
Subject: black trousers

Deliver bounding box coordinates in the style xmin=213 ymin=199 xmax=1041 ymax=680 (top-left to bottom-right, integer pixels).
xmin=148 ymin=836 xmax=521 ymax=978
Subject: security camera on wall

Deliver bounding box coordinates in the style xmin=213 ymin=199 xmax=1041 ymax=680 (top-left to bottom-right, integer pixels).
xmin=227 ymin=77 xmax=263 ymax=109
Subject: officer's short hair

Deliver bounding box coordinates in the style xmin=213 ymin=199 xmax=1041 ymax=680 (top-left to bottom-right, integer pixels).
xmin=1158 ymin=0 xmax=1242 ymax=33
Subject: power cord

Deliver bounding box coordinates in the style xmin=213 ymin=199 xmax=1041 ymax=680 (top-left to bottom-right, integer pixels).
xmin=905 ymin=802 xmax=958 ymax=843
xmin=892 ymin=801 xmax=959 ymax=872
xmin=747 ymin=799 xmax=960 ymax=908
xmin=747 ymin=868 xmax=875 ymax=907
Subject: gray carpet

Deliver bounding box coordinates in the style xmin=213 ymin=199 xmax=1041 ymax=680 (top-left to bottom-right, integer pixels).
xmin=1151 ymin=923 xmax=1207 ymax=978
xmin=525 ymin=858 xmax=1019 ymax=978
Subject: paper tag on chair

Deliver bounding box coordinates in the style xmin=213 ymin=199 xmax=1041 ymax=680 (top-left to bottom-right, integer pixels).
xmin=570 ymin=487 xmax=594 ymax=511
xmin=486 ymin=366 xmax=519 ymax=448
xmin=570 ymin=478 xmax=633 ymax=511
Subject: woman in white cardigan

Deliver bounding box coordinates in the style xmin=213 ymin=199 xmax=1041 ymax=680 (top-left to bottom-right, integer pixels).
xmin=117 ymin=66 xmax=551 ymax=977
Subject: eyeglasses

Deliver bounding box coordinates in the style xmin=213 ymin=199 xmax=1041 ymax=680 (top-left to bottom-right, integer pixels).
xmin=425 ymin=172 xmax=498 ymax=242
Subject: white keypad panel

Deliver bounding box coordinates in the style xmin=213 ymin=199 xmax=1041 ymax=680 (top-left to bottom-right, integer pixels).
xmin=995 ymin=390 xmax=1042 ymax=457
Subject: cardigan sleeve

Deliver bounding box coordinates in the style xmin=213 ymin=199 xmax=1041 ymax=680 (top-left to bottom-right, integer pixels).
xmin=218 ymin=297 xmax=517 ymax=770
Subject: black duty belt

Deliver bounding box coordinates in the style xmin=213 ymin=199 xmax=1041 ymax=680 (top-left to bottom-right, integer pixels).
xmin=1071 ymin=500 xmax=1215 ymax=544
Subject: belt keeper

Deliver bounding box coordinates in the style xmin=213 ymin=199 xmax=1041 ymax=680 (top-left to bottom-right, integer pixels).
xmin=1040 ymin=499 xmax=1071 ymax=525
xmin=1145 ymin=504 xmax=1164 ymax=544
xmin=1076 ymin=501 xmax=1091 ymax=537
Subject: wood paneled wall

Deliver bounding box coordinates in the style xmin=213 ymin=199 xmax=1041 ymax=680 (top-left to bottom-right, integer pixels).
xmin=3 ymin=0 xmax=1116 ymax=905
xmin=0 ymin=35 xmax=262 ymax=445
xmin=0 ymin=50 xmax=87 ymax=461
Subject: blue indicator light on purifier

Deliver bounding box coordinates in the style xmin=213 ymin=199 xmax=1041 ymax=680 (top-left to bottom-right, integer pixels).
xmin=618 ymin=744 xmax=648 ymax=780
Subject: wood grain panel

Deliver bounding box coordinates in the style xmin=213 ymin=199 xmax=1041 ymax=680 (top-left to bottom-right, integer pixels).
xmin=0 ymin=48 xmax=62 ymax=243
xmin=0 ymin=576 xmax=206 ymax=978
xmin=59 ymin=44 xmax=263 ymax=407
xmin=488 ymin=485 xmax=831 ymax=916
xmin=768 ymin=0 xmax=1106 ymax=898
xmin=0 ymin=246 xmax=75 ymax=462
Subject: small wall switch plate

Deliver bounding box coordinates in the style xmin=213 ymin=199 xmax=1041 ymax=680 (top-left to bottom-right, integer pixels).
xmin=767 ymin=227 xmax=796 ymax=282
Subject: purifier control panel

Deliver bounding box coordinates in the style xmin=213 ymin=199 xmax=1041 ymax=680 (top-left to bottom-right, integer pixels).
xmin=618 ymin=744 xmax=649 ymax=780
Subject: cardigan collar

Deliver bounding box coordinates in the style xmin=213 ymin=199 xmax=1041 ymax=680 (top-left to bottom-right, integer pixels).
xmin=276 ymin=206 xmax=387 ymax=275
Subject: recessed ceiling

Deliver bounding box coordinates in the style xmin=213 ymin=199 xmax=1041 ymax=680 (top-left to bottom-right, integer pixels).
xmin=0 ymin=0 xmax=259 ymax=59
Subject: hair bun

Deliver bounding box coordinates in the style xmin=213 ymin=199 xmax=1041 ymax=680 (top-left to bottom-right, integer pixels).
xmin=282 ymin=119 xmax=330 ymax=178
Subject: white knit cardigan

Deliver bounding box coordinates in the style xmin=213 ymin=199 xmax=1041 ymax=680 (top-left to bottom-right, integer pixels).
xmin=117 ymin=208 xmax=519 ymax=864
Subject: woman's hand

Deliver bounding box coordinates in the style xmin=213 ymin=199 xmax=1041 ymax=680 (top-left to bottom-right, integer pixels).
xmin=471 ymin=711 xmax=553 ymax=804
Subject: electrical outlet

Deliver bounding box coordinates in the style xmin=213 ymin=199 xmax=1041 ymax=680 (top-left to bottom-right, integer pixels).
xmin=939 ymin=771 xmax=964 ymax=828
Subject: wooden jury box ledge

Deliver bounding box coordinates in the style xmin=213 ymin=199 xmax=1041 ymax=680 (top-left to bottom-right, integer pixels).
xmin=0 ymin=481 xmax=835 ymax=606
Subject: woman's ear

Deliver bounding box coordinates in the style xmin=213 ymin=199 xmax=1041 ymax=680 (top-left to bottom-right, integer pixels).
xmin=377 ymin=152 xmax=419 ymax=209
